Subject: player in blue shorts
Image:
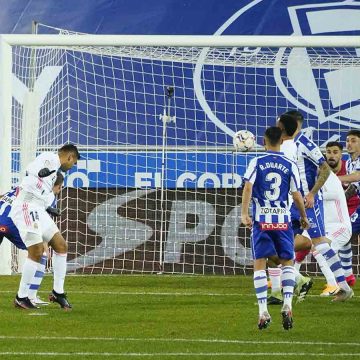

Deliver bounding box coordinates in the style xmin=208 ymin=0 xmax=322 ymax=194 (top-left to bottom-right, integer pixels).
xmin=0 ymin=188 xmax=27 ymax=251
xmin=282 ymin=110 xmax=354 ymax=302
xmin=241 ymin=126 xmax=309 ymax=330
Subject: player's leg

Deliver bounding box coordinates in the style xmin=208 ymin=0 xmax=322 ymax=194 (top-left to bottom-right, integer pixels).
xmin=10 ymin=202 xmax=48 ymax=309
xmin=267 ymin=263 xmax=283 ymax=305
xmin=27 ymin=243 xmax=48 ymax=306
xmin=339 ymin=242 xmax=356 ymax=286
xmin=312 ymin=249 xmax=339 ymax=296
xmin=27 ymin=213 xmax=60 ymax=306
xmin=252 ymin=223 xmax=273 ymax=330
xmin=342 ymin=212 xmax=360 ymax=287
xmin=274 ymin=227 xmax=295 ymax=330
xmin=48 ymin=231 xmax=71 ymax=310
xmin=15 ymin=235 xmax=44 ymax=309
xmin=331 ymin=225 xmax=355 ymax=287
xmin=290 ymin=223 xmax=313 ymax=301
xmin=304 ymin=202 xmax=352 ymax=301
xmin=311 ymin=220 xmax=353 ymax=301
xmin=321 ymin=225 xmax=352 ymax=295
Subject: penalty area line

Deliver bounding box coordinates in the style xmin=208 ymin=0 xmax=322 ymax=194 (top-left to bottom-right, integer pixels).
xmin=0 ymin=336 xmax=359 ymax=347
xmin=0 ymin=352 xmax=359 ymax=357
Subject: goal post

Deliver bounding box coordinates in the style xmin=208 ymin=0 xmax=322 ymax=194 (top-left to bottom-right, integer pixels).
xmin=1 ymin=33 xmax=360 ymax=275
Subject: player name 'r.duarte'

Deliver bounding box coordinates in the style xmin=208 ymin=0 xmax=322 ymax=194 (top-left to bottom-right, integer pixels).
xmin=259 ymin=162 xmax=289 ymax=174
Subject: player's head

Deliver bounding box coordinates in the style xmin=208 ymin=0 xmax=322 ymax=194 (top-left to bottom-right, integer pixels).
xmin=283 ymin=109 xmax=304 ymax=130
xmin=264 ymin=126 xmax=282 ymax=149
xmin=58 ymin=144 xmax=80 ymax=171
xmin=277 ymin=114 xmax=298 ymax=138
xmin=325 ymin=141 xmax=343 ymax=169
xmin=346 ymin=130 xmax=360 ymax=155
xmin=53 ymin=172 xmax=64 ymax=195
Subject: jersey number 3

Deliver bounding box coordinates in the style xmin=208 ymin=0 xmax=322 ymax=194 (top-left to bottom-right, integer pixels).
xmin=265 ymin=172 xmax=282 ymax=201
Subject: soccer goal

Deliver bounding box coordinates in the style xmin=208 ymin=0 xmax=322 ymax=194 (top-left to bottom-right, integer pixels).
xmin=1 ymin=29 xmax=360 ymax=276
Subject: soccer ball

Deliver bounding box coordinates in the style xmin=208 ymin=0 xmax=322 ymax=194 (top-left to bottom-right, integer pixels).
xmin=233 ymin=130 xmax=255 ymax=152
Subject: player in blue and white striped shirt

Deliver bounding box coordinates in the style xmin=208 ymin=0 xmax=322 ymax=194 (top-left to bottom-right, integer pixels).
xmin=339 ymin=130 xmax=360 ymax=235
xmin=282 ymin=110 xmax=354 ymax=302
xmin=241 ymin=126 xmax=309 ymax=330
xmin=0 ymin=188 xmax=27 ymax=251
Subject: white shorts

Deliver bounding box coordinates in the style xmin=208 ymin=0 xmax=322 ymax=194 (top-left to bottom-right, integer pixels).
xmin=42 ymin=211 xmax=60 ymax=243
xmin=10 ymin=191 xmax=58 ymax=247
xmin=325 ymin=224 xmax=352 ymax=252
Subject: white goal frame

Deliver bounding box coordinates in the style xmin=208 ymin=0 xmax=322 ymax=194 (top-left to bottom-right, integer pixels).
xmin=0 ymin=34 xmax=360 ymax=275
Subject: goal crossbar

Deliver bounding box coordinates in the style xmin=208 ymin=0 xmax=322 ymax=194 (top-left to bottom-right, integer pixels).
xmin=1 ymin=34 xmax=360 ymax=47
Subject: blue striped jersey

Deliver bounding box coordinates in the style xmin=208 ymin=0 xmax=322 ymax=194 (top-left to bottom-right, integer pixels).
xmin=243 ymin=151 xmax=300 ymax=223
xmin=345 ymin=155 xmax=360 ymax=193
xmin=0 ymin=188 xmax=18 ymax=217
xmin=294 ymin=132 xmax=326 ymax=197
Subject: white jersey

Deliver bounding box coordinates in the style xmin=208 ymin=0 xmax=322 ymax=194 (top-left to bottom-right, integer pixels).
xmin=20 ymin=152 xmax=61 ymax=204
xmin=322 ymin=172 xmax=351 ymax=227
xmin=280 ymin=139 xmax=297 ymax=162
xmin=322 ymin=172 xmax=351 ymax=250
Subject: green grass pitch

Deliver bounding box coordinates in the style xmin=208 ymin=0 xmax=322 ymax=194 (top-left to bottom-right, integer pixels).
xmin=0 ymin=275 xmax=359 ymax=359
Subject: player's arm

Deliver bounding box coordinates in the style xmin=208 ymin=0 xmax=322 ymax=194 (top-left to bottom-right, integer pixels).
xmin=290 ymin=162 xmax=309 ymax=229
xmin=345 ymin=184 xmax=357 ymax=200
xmin=304 ymin=144 xmax=331 ymax=209
xmin=291 ymin=191 xmax=310 ymax=230
xmin=338 ymin=172 xmax=360 ymax=183
xmin=241 ymin=181 xmax=253 ymax=228
xmin=241 ymin=158 xmax=257 ymax=229
xmin=312 ymin=162 xmax=331 ymax=194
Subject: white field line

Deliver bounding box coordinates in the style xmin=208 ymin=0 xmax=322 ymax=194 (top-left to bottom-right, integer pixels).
xmin=0 ymin=290 xmax=358 ymax=298
xmin=0 ymin=336 xmax=359 ymax=347
xmin=0 ymin=352 xmax=359 ymax=357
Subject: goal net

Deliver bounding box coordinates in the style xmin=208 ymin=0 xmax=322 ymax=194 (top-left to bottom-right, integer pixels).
xmin=2 ymin=27 xmax=360 ymax=276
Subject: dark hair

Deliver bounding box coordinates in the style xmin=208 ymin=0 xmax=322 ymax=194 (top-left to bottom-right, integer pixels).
xmin=283 ymin=109 xmax=304 ymax=124
xmin=54 ymin=172 xmax=64 ymax=186
xmin=347 ymin=130 xmax=360 ymax=139
xmin=265 ymin=126 xmax=282 ymax=146
xmin=326 ymin=141 xmax=343 ymax=151
xmin=59 ymin=144 xmax=80 ymax=160
xmin=278 ymin=114 xmax=298 ymax=136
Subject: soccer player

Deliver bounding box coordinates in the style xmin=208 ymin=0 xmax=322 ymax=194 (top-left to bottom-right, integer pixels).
xmin=0 ymin=188 xmax=27 ymax=251
xmin=337 ymin=131 xmax=360 ymax=287
xmin=290 ymin=142 xmax=356 ymax=295
xmin=27 ymin=172 xmax=65 ymax=306
xmin=241 ymin=126 xmax=309 ymax=330
xmin=266 ymin=115 xmax=312 ymax=306
xmin=324 ymin=141 xmax=356 ymax=287
xmin=0 ymin=173 xmax=65 ymax=305
xmin=10 ymin=144 xmax=80 ymax=310
xmin=281 ymin=111 xmax=353 ymax=302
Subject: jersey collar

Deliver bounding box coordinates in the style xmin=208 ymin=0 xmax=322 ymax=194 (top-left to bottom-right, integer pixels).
xmin=267 ymin=150 xmax=284 ymax=155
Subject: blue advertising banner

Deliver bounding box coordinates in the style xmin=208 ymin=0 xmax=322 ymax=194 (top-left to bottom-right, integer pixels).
xmin=64 ymin=152 xmax=255 ymax=189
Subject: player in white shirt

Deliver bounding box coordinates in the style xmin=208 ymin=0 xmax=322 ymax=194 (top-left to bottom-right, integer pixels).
xmin=282 ymin=111 xmax=353 ymax=302
xmin=322 ymin=172 xmax=352 ymax=251
xmin=11 ymin=144 xmax=80 ymax=310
